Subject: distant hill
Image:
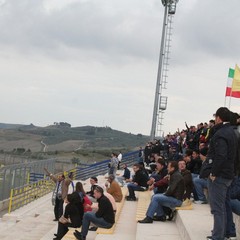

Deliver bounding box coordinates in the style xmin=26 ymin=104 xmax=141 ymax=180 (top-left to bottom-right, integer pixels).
xmin=0 ymin=124 xmax=149 ymax=153
xmin=0 ymin=123 xmax=28 ymax=129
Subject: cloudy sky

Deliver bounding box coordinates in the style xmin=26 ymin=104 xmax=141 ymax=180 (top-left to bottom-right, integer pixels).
xmin=0 ymin=0 xmax=239 ymax=135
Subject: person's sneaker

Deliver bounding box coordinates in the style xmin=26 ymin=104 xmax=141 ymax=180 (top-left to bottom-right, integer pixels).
xmin=89 ymin=226 xmax=98 ymax=231
xmin=194 ymin=200 xmax=208 ymax=204
xmin=73 ymin=232 xmax=83 ymax=240
xmin=167 ymin=210 xmax=176 ymax=221
xmin=138 ymin=216 xmax=153 ymax=223
xmin=206 ymin=236 xmax=212 ymax=240
xmin=153 ymin=215 xmax=166 ymax=222
xmin=126 ymin=196 xmax=137 ymax=201
xmin=225 ymin=236 xmax=237 ymax=240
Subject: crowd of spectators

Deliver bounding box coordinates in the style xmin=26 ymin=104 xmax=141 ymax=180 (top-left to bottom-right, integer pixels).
xmin=48 ymin=107 xmax=240 ymax=240
xmin=137 ymin=107 xmax=240 ymax=240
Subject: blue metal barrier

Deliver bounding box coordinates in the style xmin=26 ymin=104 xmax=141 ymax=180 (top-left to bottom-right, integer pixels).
xmin=29 ymin=173 xmax=45 ymax=183
xmin=75 ymin=150 xmax=139 ymax=180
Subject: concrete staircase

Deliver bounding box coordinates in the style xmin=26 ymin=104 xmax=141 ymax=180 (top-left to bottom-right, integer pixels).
xmin=1 ymin=173 xmax=239 ymax=240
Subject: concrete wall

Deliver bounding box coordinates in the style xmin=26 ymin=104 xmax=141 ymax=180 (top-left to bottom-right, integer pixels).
xmin=0 ymin=198 xmax=9 ymax=212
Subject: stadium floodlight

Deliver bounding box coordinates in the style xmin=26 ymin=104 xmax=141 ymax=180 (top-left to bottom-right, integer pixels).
xmin=150 ymin=0 xmax=180 ymax=140
xmin=161 ymin=0 xmax=179 ymax=15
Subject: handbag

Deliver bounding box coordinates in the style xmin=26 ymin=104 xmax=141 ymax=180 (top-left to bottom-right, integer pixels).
xmin=59 ymin=215 xmax=71 ymax=224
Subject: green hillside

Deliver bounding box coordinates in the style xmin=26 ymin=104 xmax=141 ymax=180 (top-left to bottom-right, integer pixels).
xmin=0 ymin=124 xmax=149 ymax=152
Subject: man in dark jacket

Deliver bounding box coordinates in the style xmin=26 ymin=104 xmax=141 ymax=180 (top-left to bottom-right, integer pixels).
xmin=178 ymin=159 xmax=193 ymax=200
xmin=74 ymin=186 xmax=115 ymax=240
xmin=206 ymin=107 xmax=238 ymax=240
xmin=138 ymin=161 xmax=184 ymax=223
xmin=126 ymin=163 xmax=149 ymax=201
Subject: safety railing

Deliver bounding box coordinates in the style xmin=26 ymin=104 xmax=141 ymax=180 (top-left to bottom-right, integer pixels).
xmin=75 ymin=150 xmax=139 ymax=180
xmin=8 ymin=150 xmax=139 ymax=213
xmin=8 ymin=179 xmax=55 ymax=213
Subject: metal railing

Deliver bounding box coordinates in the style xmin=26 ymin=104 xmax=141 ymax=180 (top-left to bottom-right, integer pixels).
xmin=7 ymin=150 xmax=139 ymax=213
xmin=0 ymin=159 xmax=55 ymax=201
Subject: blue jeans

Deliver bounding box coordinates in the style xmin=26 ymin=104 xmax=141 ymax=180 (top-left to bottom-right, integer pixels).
xmin=231 ymin=199 xmax=240 ymax=215
xmin=81 ymin=212 xmax=113 ymax=237
xmin=208 ymin=177 xmax=232 ymax=240
xmin=225 ymin=187 xmax=236 ymax=238
xmin=146 ymin=194 xmax=182 ymax=218
xmin=193 ymin=177 xmax=208 ymax=201
xmin=127 ymin=183 xmax=145 ymax=198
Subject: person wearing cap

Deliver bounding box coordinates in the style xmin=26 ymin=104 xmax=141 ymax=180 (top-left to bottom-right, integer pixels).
xmin=206 ymin=107 xmax=238 ymax=240
xmin=105 ymin=174 xmax=123 ymax=202
xmin=193 ymin=147 xmax=209 ymax=204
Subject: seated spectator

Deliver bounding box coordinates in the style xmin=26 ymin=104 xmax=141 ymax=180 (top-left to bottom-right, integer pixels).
xmin=74 ymin=186 xmax=115 ymax=240
xmin=116 ymin=163 xmax=130 ymax=186
xmin=53 ymin=193 xmax=83 ymax=240
xmin=105 ymin=174 xmax=123 ymax=202
xmin=231 ymin=198 xmax=240 ymax=216
xmin=126 ymin=163 xmax=149 ymax=201
xmin=86 ymin=176 xmax=98 ymax=201
xmin=148 ymin=159 xmax=168 ymax=194
xmin=193 ymin=147 xmax=209 ymax=204
xmin=138 ymin=161 xmax=185 ymax=223
xmin=75 ymin=182 xmax=92 ymax=212
xmin=178 ymin=159 xmax=193 ymax=200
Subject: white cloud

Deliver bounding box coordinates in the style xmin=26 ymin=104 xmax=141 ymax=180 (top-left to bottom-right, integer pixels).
xmin=0 ymin=0 xmax=239 ymax=136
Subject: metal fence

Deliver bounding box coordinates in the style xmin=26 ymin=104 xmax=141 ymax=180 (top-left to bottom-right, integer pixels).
xmin=0 ymin=159 xmax=55 ymax=201
xmin=7 ymin=150 xmax=139 ymax=213
xmin=75 ymin=150 xmax=139 ymax=180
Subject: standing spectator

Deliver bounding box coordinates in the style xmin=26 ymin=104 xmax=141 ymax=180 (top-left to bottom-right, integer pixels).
xmin=138 ymin=161 xmax=184 ymax=223
xmin=105 ymin=174 xmax=123 ymax=202
xmin=44 ymin=168 xmax=71 ymax=221
xmin=138 ymin=147 xmax=144 ymax=163
xmin=144 ymin=142 xmax=152 ymax=166
xmin=206 ymin=107 xmax=238 ymax=240
xmin=108 ymin=153 xmax=118 ymax=176
xmin=117 ymin=151 xmax=122 ymax=170
xmin=126 ymin=163 xmax=149 ymax=201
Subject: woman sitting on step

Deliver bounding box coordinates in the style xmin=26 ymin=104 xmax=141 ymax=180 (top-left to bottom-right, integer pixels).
xmin=53 ymin=193 xmax=83 ymax=240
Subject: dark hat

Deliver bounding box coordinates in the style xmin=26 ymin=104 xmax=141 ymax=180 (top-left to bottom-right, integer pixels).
xmin=90 ymin=176 xmax=98 ymax=182
xmin=199 ymin=147 xmax=208 ymax=157
xmin=214 ymin=107 xmax=230 ymax=122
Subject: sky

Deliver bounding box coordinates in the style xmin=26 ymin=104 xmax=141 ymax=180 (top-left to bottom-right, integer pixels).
xmin=0 ymin=0 xmax=239 ymax=136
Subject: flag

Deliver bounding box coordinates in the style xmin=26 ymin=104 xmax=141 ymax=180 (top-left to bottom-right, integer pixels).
xmin=225 ymin=65 xmax=240 ymax=98
xmin=231 ymin=65 xmax=240 ymax=98
xmin=225 ymin=68 xmax=234 ymax=96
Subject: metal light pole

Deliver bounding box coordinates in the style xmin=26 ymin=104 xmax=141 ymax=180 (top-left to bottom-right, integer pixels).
xmin=150 ymin=0 xmax=179 ymax=140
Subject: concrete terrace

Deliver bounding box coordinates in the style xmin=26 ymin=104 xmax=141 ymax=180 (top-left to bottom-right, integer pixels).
xmin=0 ymin=171 xmax=239 ymax=240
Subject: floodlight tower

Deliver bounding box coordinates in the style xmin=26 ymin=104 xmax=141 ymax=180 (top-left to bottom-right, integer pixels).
xmin=150 ymin=0 xmax=179 ymax=140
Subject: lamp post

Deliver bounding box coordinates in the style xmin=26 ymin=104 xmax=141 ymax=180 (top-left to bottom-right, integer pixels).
xmin=150 ymin=0 xmax=179 ymax=141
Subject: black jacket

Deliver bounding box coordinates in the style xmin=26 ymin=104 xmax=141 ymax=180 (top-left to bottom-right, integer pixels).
xmin=181 ymin=169 xmax=193 ymax=200
xmin=64 ymin=202 xmax=82 ymax=228
xmin=207 ymin=123 xmax=238 ymax=179
xmin=165 ymin=170 xmax=185 ymax=201
xmin=96 ymin=195 xmax=115 ymax=224
xmin=133 ymin=169 xmax=149 ymax=188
